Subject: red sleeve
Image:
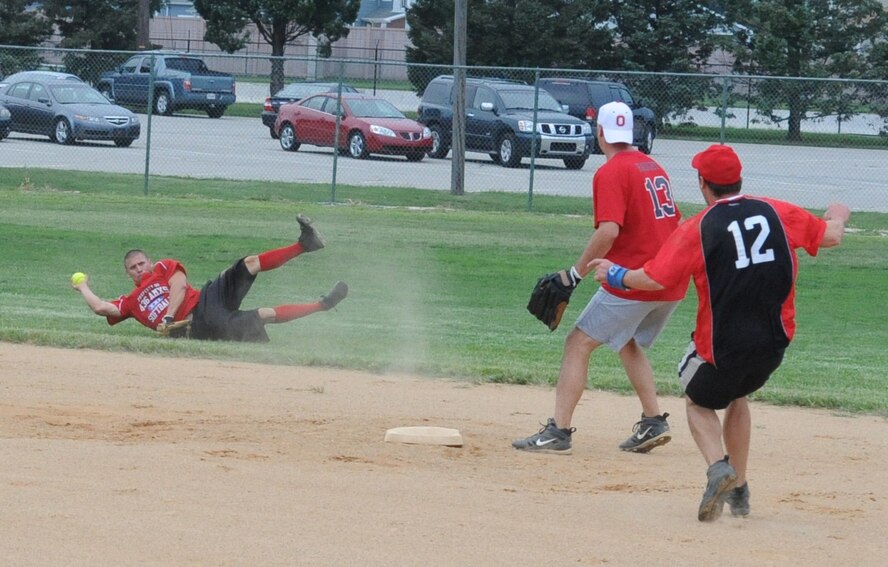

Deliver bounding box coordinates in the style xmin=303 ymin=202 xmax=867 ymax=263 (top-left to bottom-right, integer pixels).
xmin=643 ymin=216 xmax=702 ymax=289
xmin=767 ymin=200 xmax=827 ymax=256
xmin=106 ymin=295 xmax=128 ymax=326
xmin=592 ymin=164 xmax=627 ymax=228
xmin=154 ymin=258 xmax=187 ymax=279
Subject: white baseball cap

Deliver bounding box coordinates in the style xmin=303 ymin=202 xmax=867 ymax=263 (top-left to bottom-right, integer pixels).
xmin=597 ymin=101 xmax=634 ymax=144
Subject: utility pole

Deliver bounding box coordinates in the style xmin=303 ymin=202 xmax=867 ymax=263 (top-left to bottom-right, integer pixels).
xmin=137 ymin=0 xmax=150 ymax=50
xmin=451 ymin=0 xmax=467 ymax=196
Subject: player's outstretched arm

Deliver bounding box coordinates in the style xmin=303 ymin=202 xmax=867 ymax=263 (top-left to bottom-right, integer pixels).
xmin=822 ymin=202 xmax=851 ymax=248
xmin=71 ymin=278 xmax=121 ymax=318
xmin=587 ymin=259 xmax=664 ymax=292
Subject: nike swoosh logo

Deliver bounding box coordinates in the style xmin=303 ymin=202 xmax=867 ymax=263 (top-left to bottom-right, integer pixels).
xmin=535 ymin=438 xmax=558 ymax=446
xmin=636 ymin=426 xmax=653 ymax=440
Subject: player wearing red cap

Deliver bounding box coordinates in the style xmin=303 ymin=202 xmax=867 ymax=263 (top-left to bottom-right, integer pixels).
xmin=589 ymin=144 xmax=850 ymax=521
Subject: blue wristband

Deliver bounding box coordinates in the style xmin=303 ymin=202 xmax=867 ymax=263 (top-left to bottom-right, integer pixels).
xmin=606 ymin=265 xmax=629 ymax=291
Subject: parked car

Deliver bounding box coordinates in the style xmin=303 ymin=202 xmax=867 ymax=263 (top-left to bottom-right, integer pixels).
xmin=0 ymin=71 xmax=140 ymax=146
xmin=97 ymin=51 xmax=236 ymax=118
xmin=0 ymin=71 xmax=83 ymax=89
xmin=274 ymin=93 xmax=432 ymax=161
xmin=538 ymin=77 xmax=657 ymax=154
xmin=0 ymin=103 xmax=10 ymax=140
xmin=262 ymin=81 xmax=359 ymax=138
xmin=417 ymin=75 xmax=593 ymax=169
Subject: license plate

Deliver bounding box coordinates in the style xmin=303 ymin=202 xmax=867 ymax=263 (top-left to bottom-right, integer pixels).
xmin=207 ymin=93 xmax=216 ymax=100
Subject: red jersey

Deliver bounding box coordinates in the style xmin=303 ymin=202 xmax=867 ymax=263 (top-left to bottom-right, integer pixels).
xmin=107 ymin=259 xmax=201 ymax=330
xmin=643 ymin=195 xmax=827 ymax=368
xmin=593 ymin=150 xmax=683 ymax=301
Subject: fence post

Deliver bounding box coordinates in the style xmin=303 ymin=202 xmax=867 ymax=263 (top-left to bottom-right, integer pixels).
xmin=720 ymin=76 xmax=729 ymax=144
xmin=528 ymin=69 xmax=541 ymax=212
xmin=330 ymin=59 xmax=345 ymax=204
xmin=143 ymin=54 xmax=156 ymax=196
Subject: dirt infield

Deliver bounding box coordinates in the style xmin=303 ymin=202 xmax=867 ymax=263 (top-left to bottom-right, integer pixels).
xmin=1 ymin=343 xmax=885 ymax=566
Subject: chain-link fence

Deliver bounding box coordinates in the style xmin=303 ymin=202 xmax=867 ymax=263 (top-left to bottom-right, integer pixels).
xmin=2 ymin=45 xmax=887 ymax=212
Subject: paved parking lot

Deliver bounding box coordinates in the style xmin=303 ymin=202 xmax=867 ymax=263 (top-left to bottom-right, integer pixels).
xmin=2 ymin=113 xmax=885 ymax=211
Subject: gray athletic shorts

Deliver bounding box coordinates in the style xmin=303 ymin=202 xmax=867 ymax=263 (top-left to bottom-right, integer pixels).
xmin=575 ymin=288 xmax=680 ymax=351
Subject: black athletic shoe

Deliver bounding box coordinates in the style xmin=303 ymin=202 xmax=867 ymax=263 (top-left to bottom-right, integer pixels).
xmin=297 ymin=213 xmax=325 ymax=252
xmin=512 ymin=418 xmax=575 ymax=455
xmin=321 ymin=281 xmax=348 ymax=310
xmin=619 ymin=413 xmax=672 ymax=453
xmin=698 ymin=456 xmax=738 ymax=522
xmin=726 ymin=482 xmax=750 ymax=517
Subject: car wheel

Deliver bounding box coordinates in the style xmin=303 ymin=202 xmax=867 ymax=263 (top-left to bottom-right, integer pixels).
xmin=269 ymin=126 xmax=278 ymax=140
xmin=206 ymin=107 xmax=225 ymax=119
xmin=53 ymin=118 xmax=74 ymax=145
xmin=279 ymin=123 xmax=300 ymax=152
xmin=406 ymin=151 xmax=425 ymax=162
xmin=154 ymin=90 xmax=172 ymax=115
xmin=639 ymin=125 xmax=654 ymax=154
xmin=428 ymin=124 xmax=450 ymax=158
xmin=498 ymin=133 xmax=521 ymax=168
xmin=489 ymin=152 xmax=502 ymax=164
xmin=348 ymin=131 xmax=369 ymax=159
xmin=114 ymin=138 xmax=135 ymax=147
xmin=563 ymin=156 xmax=587 ymax=170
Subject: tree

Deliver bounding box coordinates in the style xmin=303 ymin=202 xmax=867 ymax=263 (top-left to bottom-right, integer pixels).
xmin=725 ymin=0 xmax=888 ymax=141
xmin=406 ymin=0 xmax=619 ymax=94
xmin=41 ymin=0 xmax=164 ymax=83
xmin=192 ymin=0 xmax=360 ymax=95
xmin=0 ymin=0 xmax=53 ymax=46
xmin=0 ymin=0 xmax=53 ymax=77
xmin=609 ymin=0 xmax=722 ymax=128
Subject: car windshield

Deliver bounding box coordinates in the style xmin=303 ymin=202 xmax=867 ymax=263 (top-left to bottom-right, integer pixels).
xmin=278 ymin=84 xmax=336 ymax=98
xmin=347 ymin=98 xmax=404 ymax=118
xmin=499 ymin=89 xmax=562 ymax=112
xmin=51 ymin=84 xmax=111 ymax=105
xmin=165 ymin=58 xmax=209 ymax=73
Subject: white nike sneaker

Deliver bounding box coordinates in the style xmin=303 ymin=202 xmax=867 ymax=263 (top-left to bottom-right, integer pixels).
xmin=619 ymin=412 xmax=671 ymax=453
xmin=512 ymin=418 xmax=575 ymax=454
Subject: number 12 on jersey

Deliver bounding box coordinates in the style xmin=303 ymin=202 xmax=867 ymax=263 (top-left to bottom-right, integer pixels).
xmin=727 ymin=215 xmax=775 ymax=269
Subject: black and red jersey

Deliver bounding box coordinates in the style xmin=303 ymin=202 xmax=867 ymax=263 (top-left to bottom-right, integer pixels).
xmin=644 ymin=195 xmax=827 ymax=368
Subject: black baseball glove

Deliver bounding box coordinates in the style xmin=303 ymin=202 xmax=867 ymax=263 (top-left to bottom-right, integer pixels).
xmin=527 ymin=268 xmax=581 ymax=331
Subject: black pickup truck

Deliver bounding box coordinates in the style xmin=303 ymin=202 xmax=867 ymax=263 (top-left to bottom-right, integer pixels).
xmin=97 ymin=52 xmax=236 ymax=118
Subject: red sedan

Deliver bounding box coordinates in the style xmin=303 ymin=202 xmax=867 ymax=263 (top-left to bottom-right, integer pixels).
xmin=274 ymin=93 xmax=433 ymax=161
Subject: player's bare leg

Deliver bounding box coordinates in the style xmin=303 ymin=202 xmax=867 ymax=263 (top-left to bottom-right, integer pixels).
xmin=686 ymin=399 xmax=725 ymax=464
xmin=723 ymin=397 xmax=752 ymax=516
xmin=619 ymin=339 xmax=661 ymax=417
xmin=553 ymin=327 xmax=602 ymax=428
xmin=688 ymin=399 xmax=738 ymax=521
xmin=617 ymin=339 xmax=671 ymax=452
xmin=724 ymin=397 xmax=751 ymax=484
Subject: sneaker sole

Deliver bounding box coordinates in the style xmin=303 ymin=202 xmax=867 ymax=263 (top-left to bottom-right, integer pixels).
xmin=512 ymin=445 xmax=572 ymax=455
xmin=619 ymin=432 xmax=672 ymax=454
xmin=698 ymin=473 xmax=738 ymax=522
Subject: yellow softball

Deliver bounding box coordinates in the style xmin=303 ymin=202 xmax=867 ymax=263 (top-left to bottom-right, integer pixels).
xmin=71 ymin=272 xmax=87 ymax=285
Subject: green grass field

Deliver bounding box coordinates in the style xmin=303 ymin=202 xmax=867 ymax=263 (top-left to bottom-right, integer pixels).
xmin=1 ymin=167 xmax=885 ymax=415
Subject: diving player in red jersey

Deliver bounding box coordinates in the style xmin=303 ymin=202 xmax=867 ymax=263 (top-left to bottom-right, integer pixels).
xmin=589 ymin=144 xmax=849 ymax=521
xmin=72 ymin=214 xmax=348 ymax=341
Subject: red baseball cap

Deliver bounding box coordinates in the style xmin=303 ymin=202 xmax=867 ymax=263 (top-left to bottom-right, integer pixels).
xmin=691 ymin=144 xmax=742 ymax=185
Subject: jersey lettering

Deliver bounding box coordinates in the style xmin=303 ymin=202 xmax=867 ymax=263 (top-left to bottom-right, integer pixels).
xmin=727 ymin=215 xmax=775 ymax=269
xmin=644 ymin=176 xmax=677 ymax=219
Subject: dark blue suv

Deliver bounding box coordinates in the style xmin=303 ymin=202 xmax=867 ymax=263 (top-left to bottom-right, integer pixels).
xmin=417 ymin=75 xmax=593 ymax=169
